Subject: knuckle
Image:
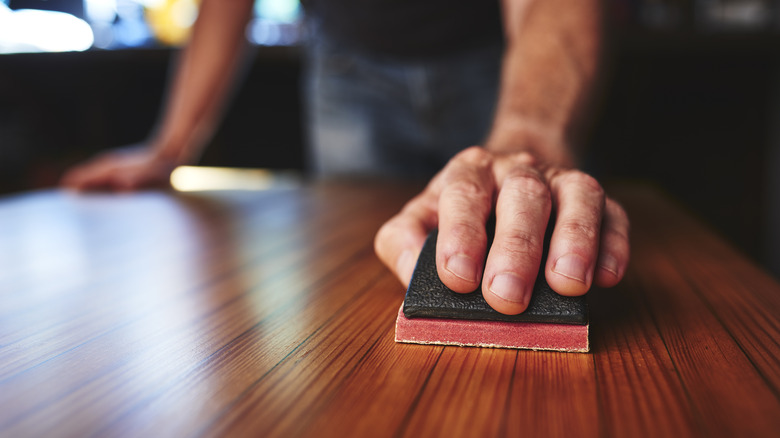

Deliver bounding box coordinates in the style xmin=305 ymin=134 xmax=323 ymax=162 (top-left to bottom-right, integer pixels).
xmin=558 ymin=220 xmax=600 ymax=243
xmin=502 ymin=171 xmax=550 ymax=202
xmin=455 ymin=146 xmax=490 ymax=163
xmin=449 ymin=221 xmax=487 ymax=242
xmin=509 ymin=151 xmax=538 ymax=166
xmin=613 ymin=234 xmax=630 ymax=256
xmin=400 ymin=193 xmax=428 ymax=215
xmin=604 ymin=223 xmax=630 ymax=248
xmin=606 ymin=198 xmax=630 ymax=225
xmin=448 ymin=147 xmax=492 ymax=172
xmin=445 ymin=179 xmax=492 ymax=205
xmin=558 ymin=170 xmax=605 ymax=197
xmin=501 ymin=231 xmax=544 ymax=256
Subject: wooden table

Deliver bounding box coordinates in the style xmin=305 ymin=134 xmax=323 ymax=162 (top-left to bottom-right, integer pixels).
xmin=1 ymin=181 xmax=779 ymax=437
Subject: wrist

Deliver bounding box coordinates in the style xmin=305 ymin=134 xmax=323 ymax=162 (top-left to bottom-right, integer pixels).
xmin=483 ymin=117 xmax=575 ymax=168
xmin=149 ymin=129 xmax=202 ymax=166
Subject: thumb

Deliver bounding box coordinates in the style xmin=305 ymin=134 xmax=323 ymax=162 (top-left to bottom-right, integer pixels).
xmin=374 ymin=215 xmax=429 ymax=286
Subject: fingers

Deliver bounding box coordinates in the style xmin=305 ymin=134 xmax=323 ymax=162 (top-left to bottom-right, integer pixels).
xmin=594 ymin=198 xmax=630 ymax=287
xmin=434 ymin=147 xmax=494 ymax=293
xmin=544 ymin=170 xmax=605 ymax=296
xmin=60 ymin=150 xmax=174 ymax=192
xmin=372 ymin=147 xmax=630 ymax=316
xmin=374 ymin=190 xmax=438 ymax=286
xmin=374 ymin=146 xmax=496 ymax=291
xmin=61 ymin=156 xmax=121 ymax=191
xmin=482 ymin=161 xmax=551 ymax=314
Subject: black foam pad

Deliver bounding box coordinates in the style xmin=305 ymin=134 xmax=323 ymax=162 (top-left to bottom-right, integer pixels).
xmin=402 ymin=229 xmax=588 ymax=325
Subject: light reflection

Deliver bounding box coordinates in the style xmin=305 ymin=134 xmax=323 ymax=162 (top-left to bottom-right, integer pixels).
xmin=0 ymin=189 xmax=248 ymax=429
xmin=144 ymin=0 xmax=200 ymax=46
xmin=0 ymin=192 xmax=91 ymax=297
xmin=1 ymin=0 xmax=301 ymax=53
xmin=0 ymin=5 xmax=94 ymax=53
xmin=255 ymin=0 xmax=299 ymax=23
xmin=0 ymin=185 xmax=318 ymax=434
xmin=247 ymin=18 xmax=301 ymax=46
xmin=85 ymin=0 xmax=119 ymax=48
xmin=170 ymin=166 xmax=302 ymax=192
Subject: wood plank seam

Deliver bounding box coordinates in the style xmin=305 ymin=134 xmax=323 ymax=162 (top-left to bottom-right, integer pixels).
xmin=392 ymin=347 xmax=445 ymax=438
xmin=632 ymin=265 xmax=713 ymax=436
xmin=286 ymin=321 xmax=394 ymax=437
xmin=630 ymin=233 xmax=780 ymax=436
xmin=35 ymin=247 xmax=380 ymax=436
xmin=497 ymin=351 xmax=519 ymax=437
xmin=671 ymin=261 xmax=780 ymax=405
xmin=192 ymin=268 xmax=389 ymax=437
xmin=590 ymin=353 xmax=609 ymax=438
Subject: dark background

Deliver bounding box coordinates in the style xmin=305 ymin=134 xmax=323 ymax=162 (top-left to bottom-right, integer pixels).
xmin=2 ymin=1 xmax=780 ymax=278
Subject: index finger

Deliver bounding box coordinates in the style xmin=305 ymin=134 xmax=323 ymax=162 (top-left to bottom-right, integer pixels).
xmin=435 ymin=147 xmax=495 ymax=293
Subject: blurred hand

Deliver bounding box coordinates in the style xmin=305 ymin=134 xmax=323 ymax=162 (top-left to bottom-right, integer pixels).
xmin=60 ymin=146 xmax=178 ymax=191
xmin=374 ymin=146 xmax=630 ymax=315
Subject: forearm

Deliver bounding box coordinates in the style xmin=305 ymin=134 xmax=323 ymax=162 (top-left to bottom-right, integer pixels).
xmin=485 ymin=0 xmax=602 ymax=167
xmin=153 ymin=0 xmax=255 ymax=164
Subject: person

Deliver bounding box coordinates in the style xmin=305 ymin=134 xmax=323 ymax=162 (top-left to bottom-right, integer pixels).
xmin=61 ymin=0 xmax=630 ymax=316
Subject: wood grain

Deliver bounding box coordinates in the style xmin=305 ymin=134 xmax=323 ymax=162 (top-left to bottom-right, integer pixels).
xmin=1 ymin=181 xmax=779 ymax=437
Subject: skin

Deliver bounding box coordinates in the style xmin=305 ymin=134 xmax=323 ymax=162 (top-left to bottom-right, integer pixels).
xmin=374 ymin=0 xmax=630 ymax=314
xmin=374 ymin=147 xmax=630 ymax=314
xmin=61 ymin=0 xmax=254 ymax=190
xmin=61 ymin=0 xmax=630 ymax=315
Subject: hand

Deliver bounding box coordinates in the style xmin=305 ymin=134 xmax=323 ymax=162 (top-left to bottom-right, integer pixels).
xmin=60 ymin=146 xmax=178 ymax=191
xmin=374 ymin=146 xmax=630 ymax=315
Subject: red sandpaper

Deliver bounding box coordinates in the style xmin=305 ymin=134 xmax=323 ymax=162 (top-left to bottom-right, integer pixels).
xmin=394 ymin=304 xmax=589 ymax=353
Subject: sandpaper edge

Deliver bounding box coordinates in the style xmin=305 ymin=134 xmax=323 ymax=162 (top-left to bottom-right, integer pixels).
xmin=395 ymin=303 xmax=589 ymax=353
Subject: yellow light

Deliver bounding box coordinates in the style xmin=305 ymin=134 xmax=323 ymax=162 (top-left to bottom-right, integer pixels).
xmin=145 ymin=0 xmax=200 ymax=46
xmin=170 ymin=166 xmax=301 ymax=192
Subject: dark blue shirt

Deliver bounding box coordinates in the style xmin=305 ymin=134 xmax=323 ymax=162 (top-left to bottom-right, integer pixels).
xmin=304 ymin=0 xmax=504 ymax=58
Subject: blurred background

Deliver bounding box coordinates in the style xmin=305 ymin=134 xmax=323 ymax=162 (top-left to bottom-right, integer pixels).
xmin=2 ymin=0 xmax=780 ymax=278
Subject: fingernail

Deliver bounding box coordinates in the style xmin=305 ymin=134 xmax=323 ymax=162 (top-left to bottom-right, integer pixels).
xmin=599 ymin=254 xmax=619 ymax=276
xmin=445 ymin=254 xmax=478 ymax=283
xmin=489 ymin=273 xmax=528 ymax=305
xmin=553 ymin=254 xmax=589 ymax=283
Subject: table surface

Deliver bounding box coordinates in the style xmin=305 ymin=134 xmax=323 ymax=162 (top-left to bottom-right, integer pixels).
xmin=1 ymin=181 xmax=779 ymax=438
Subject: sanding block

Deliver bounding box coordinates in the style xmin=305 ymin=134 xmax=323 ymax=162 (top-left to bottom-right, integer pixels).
xmin=394 ymin=230 xmax=589 ymax=352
